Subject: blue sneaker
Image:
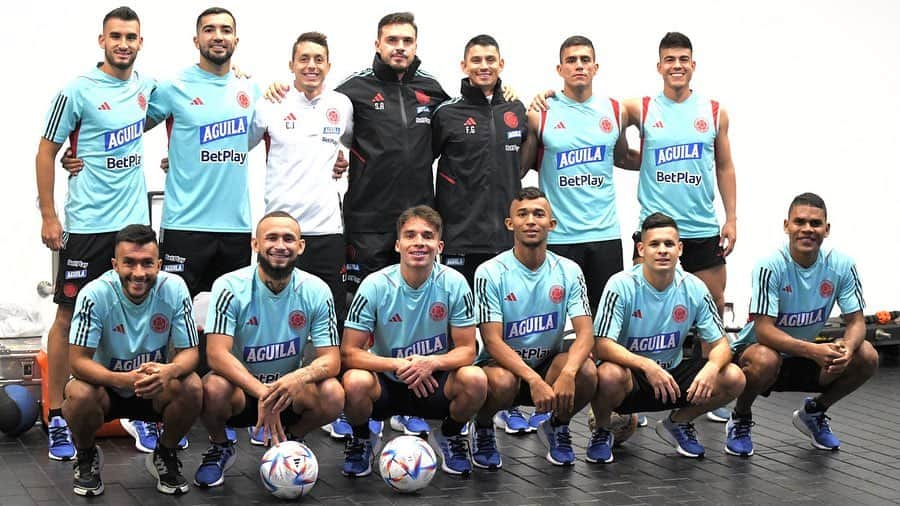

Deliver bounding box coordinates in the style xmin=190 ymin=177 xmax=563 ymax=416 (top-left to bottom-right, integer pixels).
xmin=122 ymin=419 xmax=158 ymax=454
xmin=248 ymin=427 xmax=266 ymax=446
xmin=792 ymin=398 xmax=840 ymax=450
xmin=724 ymin=415 xmax=755 ymax=457
xmin=157 ymin=424 xmax=189 ymax=450
xmin=536 ymin=420 xmax=575 ymax=466
xmin=655 ymin=413 xmax=705 ymax=458
xmin=527 ymin=411 xmax=551 ymax=433
xmin=48 ymin=416 xmax=76 ymax=461
xmin=390 ymin=415 xmax=429 ymax=436
xmin=224 ymin=426 xmax=237 ymax=444
xmin=585 ymin=427 xmax=614 ymax=464
xmin=471 ymin=426 xmax=502 ymax=469
xmin=193 ymin=441 xmax=236 ymax=488
xmin=432 ymin=430 xmax=472 ymax=475
xmin=636 ymin=414 xmax=648 ymax=427
xmin=369 ymin=419 xmax=384 ymax=438
xmin=342 ymin=433 xmax=377 ymax=477
xmin=493 ymin=407 xmax=530 ymax=434
xmin=707 ymin=407 xmax=730 ymax=423
xmin=322 ymin=413 xmax=353 ymax=439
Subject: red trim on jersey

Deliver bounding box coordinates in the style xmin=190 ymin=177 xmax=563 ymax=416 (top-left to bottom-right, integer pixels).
xmin=165 ymin=116 xmax=174 ymax=148
xmin=263 ymin=131 xmax=271 ymax=163
xmin=610 ymin=98 xmax=620 ymax=129
xmin=711 ymin=100 xmax=720 ymax=130
xmin=438 ymin=171 xmax=456 ymax=185
xmin=640 ymin=96 xmax=651 ymax=155
xmin=68 ymin=121 xmax=81 ymax=157
xmin=350 ymin=148 xmax=366 ymax=164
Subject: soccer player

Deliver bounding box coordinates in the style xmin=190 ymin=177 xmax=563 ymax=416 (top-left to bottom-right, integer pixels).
xmin=63 ymin=225 xmax=201 ymax=496
xmin=471 ymin=187 xmax=598 ymax=468
xmin=194 ymin=212 xmax=343 ymax=488
xmin=725 ymin=193 xmax=876 ymax=456
xmin=35 ymin=6 xmax=156 ymax=461
xmin=340 ymin=206 xmax=487 ymax=477
xmin=590 ymin=213 xmax=744 ymax=462
xmin=520 ymin=35 xmax=629 ymax=316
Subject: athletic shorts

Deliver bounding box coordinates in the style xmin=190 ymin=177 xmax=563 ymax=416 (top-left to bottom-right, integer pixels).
xmin=345 ymin=232 xmax=399 ymax=293
xmin=103 ymin=387 xmax=163 ymax=423
xmin=226 ymin=393 xmax=303 ymax=428
xmin=159 ymin=229 xmax=251 ymax=297
xmin=441 ymin=252 xmax=495 ymax=290
xmin=549 ymin=239 xmax=623 ymax=314
xmin=616 ymin=356 xmax=709 ymax=413
xmin=733 ymin=345 xmax=825 ymax=395
xmin=296 ymin=234 xmax=347 ymax=329
xmin=54 ymin=232 xmax=118 ymax=305
xmin=370 ymin=370 xmax=452 ymax=421
xmin=632 ymin=232 xmax=725 ymax=273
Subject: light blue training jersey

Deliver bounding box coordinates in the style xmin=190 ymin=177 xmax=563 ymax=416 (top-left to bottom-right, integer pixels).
xmin=69 ymin=270 xmax=198 ymax=396
xmin=538 ymin=94 xmax=621 ymax=244
xmin=345 ymin=263 xmax=475 ymax=382
xmin=474 ymin=249 xmax=591 ymax=368
xmin=594 ymin=264 xmax=725 ymax=370
xmin=42 ymin=67 xmax=155 ymax=233
xmin=147 ymin=66 xmax=260 ymax=232
xmin=206 ymin=266 xmax=338 ymax=383
xmin=732 ymin=245 xmax=864 ymax=350
xmin=637 ymin=92 xmax=719 ymax=239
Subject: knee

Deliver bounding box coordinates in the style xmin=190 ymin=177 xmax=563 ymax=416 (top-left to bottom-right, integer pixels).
xmin=596 ymin=363 xmax=628 ymax=394
xmin=63 ymin=380 xmax=100 ymax=407
xmin=741 ymin=345 xmax=781 ymax=387
xmin=177 ymin=373 xmax=203 ymax=406
xmin=316 ymin=379 xmax=345 ymax=419
xmin=721 ymin=364 xmax=746 ymax=398
xmin=484 ymin=367 xmax=518 ymax=401
xmin=456 ymin=366 xmax=488 ymax=398
xmin=201 ymin=373 xmax=232 ymax=408
xmin=341 ymin=369 xmax=375 ymax=400
xmin=576 ymin=360 xmax=598 ymax=390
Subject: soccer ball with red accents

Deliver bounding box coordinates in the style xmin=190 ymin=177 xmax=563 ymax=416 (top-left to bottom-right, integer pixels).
xmin=379 ymin=435 xmax=438 ymax=493
xmin=259 ymin=441 xmax=318 ymax=499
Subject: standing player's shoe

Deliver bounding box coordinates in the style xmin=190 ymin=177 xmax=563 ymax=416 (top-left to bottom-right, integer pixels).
xmin=146 ymin=444 xmax=189 ymax=495
xmin=121 ymin=419 xmax=159 ymax=454
xmin=48 ymin=416 xmax=76 ymax=461
xmin=432 ymin=430 xmax=473 ymax=475
xmin=724 ymin=415 xmax=755 ymax=457
xmin=72 ymin=445 xmax=103 ymax=496
xmin=707 ymin=407 xmax=730 ymax=423
xmin=369 ymin=419 xmax=384 ymax=438
xmin=224 ymin=426 xmax=237 ymax=444
xmin=193 ymin=441 xmax=236 ymax=488
xmin=792 ymin=398 xmax=840 ymax=450
xmin=493 ymin=407 xmax=530 ymax=434
xmin=322 ymin=413 xmax=353 ymax=439
xmin=157 ymin=424 xmax=189 ymax=450
xmin=585 ymin=427 xmax=614 ymax=464
xmin=342 ymin=433 xmax=378 ymax=477
xmin=656 ymin=413 xmax=705 ymax=458
xmin=248 ymin=427 xmax=267 ymax=446
xmin=389 ymin=415 xmax=430 ymax=436
xmin=536 ymin=420 xmax=575 ymax=466
xmin=636 ymin=414 xmax=649 ymax=427
xmin=471 ymin=426 xmax=502 ymax=469
xmin=527 ymin=411 xmax=551 ymax=433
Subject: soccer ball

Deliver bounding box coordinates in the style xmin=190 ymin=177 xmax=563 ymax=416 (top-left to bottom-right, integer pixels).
xmin=588 ymin=409 xmax=638 ymax=446
xmin=259 ymin=441 xmax=318 ymax=499
xmin=379 ymin=435 xmax=438 ymax=493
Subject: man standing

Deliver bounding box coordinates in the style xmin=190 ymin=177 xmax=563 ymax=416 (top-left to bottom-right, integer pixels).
xmin=340 ymin=206 xmax=487 ymax=477
xmin=725 ymin=193 xmax=876 ymax=456
xmin=194 ymin=212 xmax=343 ymax=488
xmin=471 ymin=187 xmax=598 ymax=469
xmin=35 ymin=6 xmax=155 ymax=461
xmin=64 ymin=225 xmax=201 ymax=496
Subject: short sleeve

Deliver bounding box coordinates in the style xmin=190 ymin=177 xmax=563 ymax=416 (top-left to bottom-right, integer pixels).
xmin=206 ymin=278 xmax=239 ymax=337
xmin=344 ymin=276 xmax=378 ymax=333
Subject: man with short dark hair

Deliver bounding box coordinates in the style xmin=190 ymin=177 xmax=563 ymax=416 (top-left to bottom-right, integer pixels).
xmin=725 ymin=193 xmax=876 ymax=456
xmin=64 ymin=225 xmax=200 ymax=496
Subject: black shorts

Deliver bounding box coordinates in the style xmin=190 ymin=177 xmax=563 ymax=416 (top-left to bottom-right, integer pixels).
xmin=617 ymin=356 xmax=708 ymax=413
xmin=54 ymin=232 xmax=118 ymax=305
xmin=226 ymin=393 xmax=303 ymax=428
xmin=733 ymin=345 xmax=825 ymax=395
xmin=296 ymin=234 xmax=347 ymax=330
xmin=441 ymin=252 xmax=495 ymax=290
xmin=371 ymin=371 xmax=452 ymax=421
xmin=159 ymin=229 xmax=251 ymax=297
xmin=345 ymin=232 xmax=399 ymax=293
xmin=549 ymin=240 xmax=623 ymax=315
xmin=104 ymin=388 xmax=163 ymax=423
xmin=631 ymin=232 xmax=725 ymax=273
xmin=510 ymin=359 xmax=555 ymax=407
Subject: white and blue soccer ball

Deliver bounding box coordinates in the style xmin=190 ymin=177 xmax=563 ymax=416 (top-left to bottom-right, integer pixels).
xmin=379 ymin=435 xmax=438 ymax=493
xmin=259 ymin=441 xmax=318 ymax=499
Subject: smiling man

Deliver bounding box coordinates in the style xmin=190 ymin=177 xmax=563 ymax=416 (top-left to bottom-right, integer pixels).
xmin=726 ymin=193 xmax=876 ymax=456
xmin=63 ymin=225 xmax=201 ymax=496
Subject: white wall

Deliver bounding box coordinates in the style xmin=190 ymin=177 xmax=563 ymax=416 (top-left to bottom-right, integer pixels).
xmin=3 ymin=0 xmax=898 ymax=329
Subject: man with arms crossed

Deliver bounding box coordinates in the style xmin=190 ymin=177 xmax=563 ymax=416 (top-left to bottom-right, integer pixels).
xmin=194 ymin=212 xmax=343 ymax=487
xmin=64 ymin=225 xmax=200 ymax=496
xmin=725 ymin=193 xmax=876 ymax=456
xmin=590 ymin=213 xmax=744 ymax=462
xmin=471 ymin=187 xmax=597 ymax=468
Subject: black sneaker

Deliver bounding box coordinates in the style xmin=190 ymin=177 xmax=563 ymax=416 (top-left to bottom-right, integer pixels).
xmin=73 ymin=446 xmax=104 ymax=496
xmin=146 ymin=444 xmax=189 ymax=494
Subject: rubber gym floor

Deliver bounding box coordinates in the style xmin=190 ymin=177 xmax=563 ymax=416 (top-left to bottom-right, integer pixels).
xmin=2 ymin=356 xmax=899 ymax=505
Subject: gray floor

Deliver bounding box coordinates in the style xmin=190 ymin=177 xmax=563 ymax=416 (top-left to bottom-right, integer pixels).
xmin=2 ymin=356 xmax=900 ymax=505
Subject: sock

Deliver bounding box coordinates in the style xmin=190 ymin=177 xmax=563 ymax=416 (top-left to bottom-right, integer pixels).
xmin=805 ymin=398 xmax=827 ymax=414
xmin=441 ymin=418 xmax=465 ymax=436
xmin=352 ymin=424 xmax=371 ymax=439
xmin=49 ymin=408 xmax=63 ymax=420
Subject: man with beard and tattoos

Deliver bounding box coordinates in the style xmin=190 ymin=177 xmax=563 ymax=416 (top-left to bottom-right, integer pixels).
xmin=194 ymin=212 xmax=343 ymax=488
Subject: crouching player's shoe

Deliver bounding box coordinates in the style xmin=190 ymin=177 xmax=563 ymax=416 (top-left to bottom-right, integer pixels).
xmin=432 ymin=430 xmax=473 ymax=475
xmin=471 ymin=426 xmax=502 ymax=469
xmin=655 ymin=412 xmax=705 ymax=458
xmin=193 ymin=441 xmax=236 ymax=488
xmin=536 ymin=419 xmax=575 ymax=466
xmin=792 ymin=397 xmax=840 ymax=450
xmin=342 ymin=433 xmax=378 ymax=477
xmin=724 ymin=414 xmax=755 ymax=457
xmin=585 ymin=427 xmax=614 ymax=464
